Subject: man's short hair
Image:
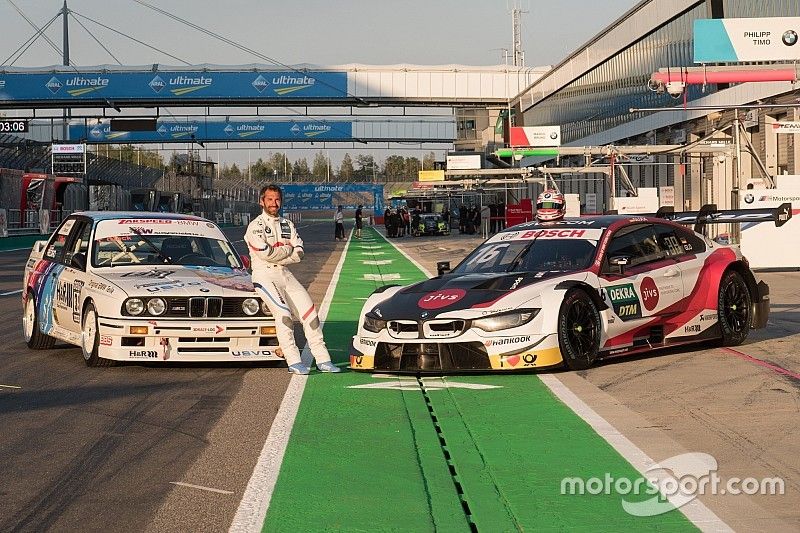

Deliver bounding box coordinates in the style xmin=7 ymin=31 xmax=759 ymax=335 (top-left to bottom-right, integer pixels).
xmin=260 ymin=183 xmax=282 ymax=201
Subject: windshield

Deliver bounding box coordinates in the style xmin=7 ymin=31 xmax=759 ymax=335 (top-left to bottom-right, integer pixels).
xmin=93 ymin=234 xmax=240 ymax=268
xmin=453 ymin=239 xmax=597 ymax=274
xmin=91 ymin=219 xmax=241 ymax=268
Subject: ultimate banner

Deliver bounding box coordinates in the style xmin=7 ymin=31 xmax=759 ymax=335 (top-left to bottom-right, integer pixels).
xmin=0 ymin=70 xmax=348 ymax=104
xmin=68 ymin=119 xmax=353 ymax=143
xmin=282 ymin=184 xmax=384 ymax=212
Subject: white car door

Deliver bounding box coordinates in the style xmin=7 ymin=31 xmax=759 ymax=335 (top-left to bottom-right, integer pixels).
xmin=53 ymin=219 xmax=93 ymax=335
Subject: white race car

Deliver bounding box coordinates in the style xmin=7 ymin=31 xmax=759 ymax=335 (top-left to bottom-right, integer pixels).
xmin=350 ymin=205 xmax=790 ymax=372
xmin=23 ymin=212 xmax=280 ymax=366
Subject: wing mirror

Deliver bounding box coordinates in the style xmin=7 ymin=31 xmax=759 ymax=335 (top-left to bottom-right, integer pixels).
xmin=608 ymin=255 xmax=630 ymax=274
xmin=437 ymin=261 xmax=451 ymax=276
xmin=240 ymin=254 xmax=251 ymax=270
xmin=70 ymin=252 xmax=87 ymax=271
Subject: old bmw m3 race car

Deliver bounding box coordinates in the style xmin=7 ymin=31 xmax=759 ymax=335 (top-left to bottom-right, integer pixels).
xmin=350 ymin=204 xmax=790 ymax=372
xmin=23 ymin=212 xmax=280 ymax=366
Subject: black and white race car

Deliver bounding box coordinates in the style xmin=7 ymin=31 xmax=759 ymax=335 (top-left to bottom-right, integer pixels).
xmin=350 ymin=204 xmax=790 ymax=372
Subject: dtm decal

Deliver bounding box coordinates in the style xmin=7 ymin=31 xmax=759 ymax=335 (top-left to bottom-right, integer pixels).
xmin=607 ymin=283 xmax=642 ymax=321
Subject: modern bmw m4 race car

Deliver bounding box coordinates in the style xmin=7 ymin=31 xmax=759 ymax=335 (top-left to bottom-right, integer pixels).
xmin=23 ymin=212 xmax=281 ymax=366
xmin=350 ymin=204 xmax=790 ymax=372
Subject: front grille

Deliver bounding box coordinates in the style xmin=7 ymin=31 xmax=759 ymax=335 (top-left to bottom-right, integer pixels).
xmin=126 ymin=297 xmax=268 ymax=318
xmin=422 ymin=320 xmax=466 ymax=339
xmin=374 ymin=342 xmax=489 ymax=371
xmin=388 ymin=320 xmax=419 ymax=338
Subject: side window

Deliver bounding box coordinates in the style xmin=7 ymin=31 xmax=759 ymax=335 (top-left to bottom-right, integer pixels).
xmin=673 ymin=225 xmax=706 ymax=255
xmin=654 ymin=224 xmax=685 ymax=258
xmin=605 ymin=224 xmax=665 ymax=269
xmin=63 ymin=220 xmax=92 ymax=268
xmin=44 ymin=217 xmax=76 ymax=262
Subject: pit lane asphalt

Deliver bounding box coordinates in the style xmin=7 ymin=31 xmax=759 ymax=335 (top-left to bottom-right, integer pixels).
xmin=0 ymin=220 xmax=343 ymax=533
xmin=389 ymin=229 xmax=800 ymax=531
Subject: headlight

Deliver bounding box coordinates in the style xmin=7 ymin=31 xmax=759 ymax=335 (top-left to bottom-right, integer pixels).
xmin=125 ymin=298 xmax=145 ymax=316
xmin=242 ymin=298 xmax=260 ymax=316
xmin=147 ymin=297 xmax=166 ymax=316
xmin=261 ymin=300 xmax=270 ymax=315
xmin=363 ymin=314 xmax=387 ymax=333
xmin=471 ymin=309 xmax=539 ymax=332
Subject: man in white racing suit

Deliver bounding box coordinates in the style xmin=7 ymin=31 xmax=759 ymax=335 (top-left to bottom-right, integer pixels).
xmin=245 ymin=184 xmax=341 ymax=374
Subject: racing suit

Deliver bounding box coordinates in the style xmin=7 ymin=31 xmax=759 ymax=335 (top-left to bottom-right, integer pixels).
xmin=245 ymin=212 xmax=332 ymax=367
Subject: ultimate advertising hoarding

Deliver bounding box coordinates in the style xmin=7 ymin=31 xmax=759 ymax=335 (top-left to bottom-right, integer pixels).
xmin=68 ymin=120 xmax=353 ymax=143
xmin=281 ymin=184 xmax=384 ymax=212
xmin=0 ymin=70 xmax=348 ymax=103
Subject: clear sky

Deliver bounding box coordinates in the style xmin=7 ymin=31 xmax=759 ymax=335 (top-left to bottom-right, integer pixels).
xmin=0 ymin=0 xmax=640 ymax=168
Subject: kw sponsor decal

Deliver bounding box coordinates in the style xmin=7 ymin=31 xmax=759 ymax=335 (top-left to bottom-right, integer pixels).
xmin=270 ymin=74 xmax=316 ymax=95
xmin=129 ymin=350 xmax=158 ymax=359
xmin=607 ymin=283 xmax=642 ymax=321
xmin=484 ymin=335 xmax=532 ymax=347
xmin=640 ymin=277 xmax=659 ymax=311
xmin=418 ymin=288 xmax=467 ymax=310
xmin=232 ymin=350 xmax=273 ymax=357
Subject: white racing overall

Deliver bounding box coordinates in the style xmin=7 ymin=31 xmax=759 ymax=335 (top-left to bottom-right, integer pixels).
xmin=245 ymin=212 xmax=332 ymax=367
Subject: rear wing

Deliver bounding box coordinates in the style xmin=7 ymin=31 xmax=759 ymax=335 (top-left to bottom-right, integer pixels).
xmin=654 ymin=203 xmax=791 ymax=233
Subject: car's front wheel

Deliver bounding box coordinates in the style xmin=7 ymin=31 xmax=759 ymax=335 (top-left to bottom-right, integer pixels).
xmin=81 ymin=302 xmax=113 ymax=367
xmin=558 ymin=289 xmax=601 ymax=370
xmin=23 ymin=292 xmax=55 ymax=349
xmin=718 ymin=270 xmax=751 ymax=346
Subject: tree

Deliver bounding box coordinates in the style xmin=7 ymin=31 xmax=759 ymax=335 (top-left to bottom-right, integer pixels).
xmin=292 ymin=158 xmax=310 ymax=180
xmin=269 ymin=152 xmax=289 ymax=180
xmin=423 ymin=151 xmax=436 ymax=170
xmin=383 ymin=155 xmax=407 ymax=181
xmin=109 ymin=144 xmax=164 ymax=169
xmin=249 ymin=158 xmax=273 ymax=182
xmin=339 ymin=153 xmax=354 ymax=181
xmin=404 ymin=156 xmax=422 ymax=179
xmin=355 ymin=154 xmax=376 ymax=182
xmin=312 ymin=151 xmax=329 ymax=180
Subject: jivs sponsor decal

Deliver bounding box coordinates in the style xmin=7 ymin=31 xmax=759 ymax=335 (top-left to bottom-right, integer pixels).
xmin=418 ymin=288 xmax=466 ymax=310
xmin=640 ymin=277 xmax=659 ymax=311
xmin=607 ymin=283 xmax=642 ymax=321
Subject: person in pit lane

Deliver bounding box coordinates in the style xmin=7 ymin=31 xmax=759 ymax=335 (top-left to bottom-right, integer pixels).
xmin=535 ymin=189 xmax=566 ymax=222
xmin=246 ymin=184 xmax=341 ymax=374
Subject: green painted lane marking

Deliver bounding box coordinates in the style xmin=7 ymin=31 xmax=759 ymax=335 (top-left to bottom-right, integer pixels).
xmin=262 ymin=226 xmax=698 ymax=531
xmin=263 ymin=227 xmax=469 ymax=531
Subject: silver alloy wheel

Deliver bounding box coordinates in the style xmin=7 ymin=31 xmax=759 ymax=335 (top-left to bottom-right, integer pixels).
xmin=23 ymin=296 xmax=35 ymax=342
xmin=82 ymin=307 xmax=97 ymax=360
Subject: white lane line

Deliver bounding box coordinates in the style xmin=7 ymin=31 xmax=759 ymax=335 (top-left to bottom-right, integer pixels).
xmin=371 ymin=229 xmax=432 ymax=277
xmin=170 ymin=482 xmax=233 ymax=495
xmin=360 ymin=251 xmax=385 ymax=255
xmin=1 ymin=289 xmax=22 ymax=297
xmin=0 ymin=384 xmax=22 ymax=389
xmin=538 ymin=374 xmax=731 ymax=532
xmin=362 ymin=260 xmax=393 ymax=266
xmin=229 ymin=229 xmax=352 ymax=533
xmin=353 ymin=297 xmax=369 ymax=300
xmin=363 ymin=273 xmax=404 ymax=281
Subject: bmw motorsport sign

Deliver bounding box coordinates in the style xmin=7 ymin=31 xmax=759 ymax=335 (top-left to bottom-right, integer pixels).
xmin=694 ymin=17 xmax=800 ymax=63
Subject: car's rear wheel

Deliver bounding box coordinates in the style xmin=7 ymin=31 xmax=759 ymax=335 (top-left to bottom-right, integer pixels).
xmin=23 ymin=292 xmax=55 ymax=349
xmin=81 ymin=302 xmax=113 ymax=367
xmin=558 ymin=289 xmax=601 ymax=370
xmin=718 ymin=270 xmax=751 ymax=346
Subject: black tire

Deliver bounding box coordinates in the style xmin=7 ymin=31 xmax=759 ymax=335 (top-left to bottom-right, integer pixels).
xmin=23 ymin=292 xmax=55 ymax=349
xmin=558 ymin=289 xmax=601 ymax=370
xmin=718 ymin=270 xmax=751 ymax=346
xmin=81 ymin=302 xmax=114 ymax=367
